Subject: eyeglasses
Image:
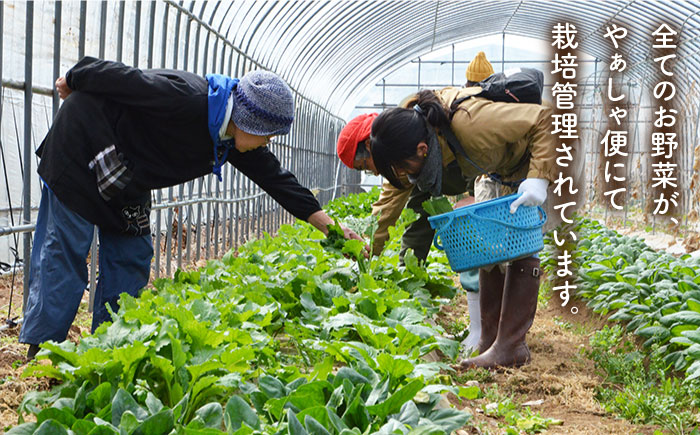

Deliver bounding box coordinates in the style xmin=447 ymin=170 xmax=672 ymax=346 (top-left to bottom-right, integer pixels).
xmin=353 ymin=139 xmax=372 ymax=171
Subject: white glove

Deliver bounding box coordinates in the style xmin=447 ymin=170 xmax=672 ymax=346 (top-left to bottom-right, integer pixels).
xmin=510 ymin=178 xmax=549 ymax=214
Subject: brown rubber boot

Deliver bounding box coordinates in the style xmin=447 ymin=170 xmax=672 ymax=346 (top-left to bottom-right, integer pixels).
xmin=457 ymin=256 xmax=540 ymax=369
xmin=475 ymin=266 xmax=506 ymax=354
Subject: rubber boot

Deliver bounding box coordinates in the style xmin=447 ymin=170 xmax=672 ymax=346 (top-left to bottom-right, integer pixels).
xmin=474 ymin=266 xmax=506 ymax=354
xmin=27 ymin=344 xmax=40 ymax=360
xmin=458 ymin=256 xmax=540 ymax=369
xmin=460 ymin=291 xmax=481 ymax=357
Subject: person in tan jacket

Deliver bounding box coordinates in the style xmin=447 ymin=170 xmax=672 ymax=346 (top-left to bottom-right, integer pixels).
xmin=339 ymin=86 xmax=555 ymax=369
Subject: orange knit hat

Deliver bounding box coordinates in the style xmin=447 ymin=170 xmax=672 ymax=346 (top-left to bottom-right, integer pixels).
xmin=466 ymin=51 xmax=494 ymax=82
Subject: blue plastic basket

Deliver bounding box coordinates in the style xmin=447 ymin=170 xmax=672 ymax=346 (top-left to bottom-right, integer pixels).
xmin=428 ymin=193 xmax=547 ymax=272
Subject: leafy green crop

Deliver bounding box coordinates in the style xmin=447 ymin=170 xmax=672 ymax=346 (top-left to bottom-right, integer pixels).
xmin=542 ymin=217 xmax=700 ymax=382
xmin=11 ymin=190 xmax=472 ymax=435
xmin=421 ymin=197 xmax=453 ymax=217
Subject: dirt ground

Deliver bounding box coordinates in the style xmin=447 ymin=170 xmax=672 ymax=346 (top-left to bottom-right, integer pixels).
xmin=0 ymin=274 xmax=90 ymax=432
xmin=439 ymin=291 xmax=663 ymax=434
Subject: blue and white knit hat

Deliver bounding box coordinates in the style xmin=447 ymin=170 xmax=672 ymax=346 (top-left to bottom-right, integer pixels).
xmin=232 ymin=70 xmax=295 ymax=136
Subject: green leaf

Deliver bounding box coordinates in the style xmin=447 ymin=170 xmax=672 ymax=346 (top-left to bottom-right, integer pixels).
xmin=386 ymin=307 xmax=424 ymax=325
xmin=72 ymin=419 xmax=97 ymax=435
xmin=583 ymin=264 xmax=611 ymax=280
xmin=687 ymin=298 xmax=700 ymax=313
xmin=366 ymin=377 xmax=391 ymax=407
xmin=87 ymin=382 xmax=112 ymax=412
xmin=119 ymin=411 xmax=140 ymax=434
xmin=377 ymin=354 xmax=414 ymax=380
xmin=660 ymin=311 xmax=700 ymax=327
xmin=671 ymin=324 xmax=697 ymax=337
xmin=86 ymin=427 xmax=119 ymax=435
xmin=670 ymin=336 xmax=694 ymax=347
xmin=636 ymin=326 xmax=670 ymax=341
xmin=324 ymin=313 xmax=367 ymax=331
xmin=288 ymin=409 xmax=309 ymax=435
xmin=404 ymin=251 xmax=429 ymax=282
xmin=145 ymin=392 xmax=164 ymax=415
xmin=367 ymin=379 xmax=424 ymax=420
xmin=5 ymin=423 xmax=37 ymax=435
xmin=342 ymin=239 xmax=367 ymax=261
xmin=37 ymin=407 xmax=77 ymax=427
xmin=435 ymin=337 xmax=459 ymax=361
xmin=394 ymin=400 xmax=420 ymax=427
xmin=424 ymin=408 xmax=471 ymax=432
xmin=265 ymin=397 xmax=290 ymax=421
xmin=681 ymin=328 xmax=700 ymax=344
xmin=321 ymin=411 xmax=345 ymax=434
xmin=405 ymin=424 xmax=445 ymax=435
xmin=181 ymin=426 xmax=225 ymax=435
xmin=687 ymin=344 xmax=700 ymax=359
xmin=34 ymin=419 xmax=69 ymax=435
xmin=304 ymin=415 xmax=332 ymax=435
xmin=289 ymin=381 xmax=333 ymax=410
xmin=73 ymin=381 xmax=89 ymax=419
xmin=422 ymin=197 xmax=453 ymax=216
xmin=686 ymin=360 xmax=700 ymax=381
xmin=259 ymin=375 xmax=288 ymax=399
xmin=377 ymin=419 xmax=408 ymax=435
xmin=333 ymin=367 xmax=371 ymax=388
xmin=132 ymin=409 xmax=174 ymax=435
xmin=194 ymin=402 xmax=223 ymax=428
xmin=225 ymin=395 xmax=260 ymax=431
xmin=111 ymin=388 xmax=148 ymax=427
xmin=297 ymin=406 xmax=332 ymax=430
xmin=458 ymin=385 xmax=481 ymax=400
xmin=342 ymin=395 xmax=370 ymax=432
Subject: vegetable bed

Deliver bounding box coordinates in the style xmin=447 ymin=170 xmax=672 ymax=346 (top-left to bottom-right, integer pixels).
xmin=10 ymin=188 xmax=474 ymax=435
xmin=542 ymin=218 xmax=700 ymax=382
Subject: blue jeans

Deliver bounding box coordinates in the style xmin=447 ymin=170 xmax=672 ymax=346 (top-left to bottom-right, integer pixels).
xmin=19 ymin=186 xmax=152 ymax=345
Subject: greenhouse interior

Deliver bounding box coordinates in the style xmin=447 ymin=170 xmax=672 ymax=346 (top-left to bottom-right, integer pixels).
xmin=1 ymin=1 xmax=700 ymax=434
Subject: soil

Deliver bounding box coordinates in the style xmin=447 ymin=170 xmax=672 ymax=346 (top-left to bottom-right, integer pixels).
xmin=0 ymin=274 xmax=94 ymax=432
xmin=439 ymin=292 xmax=664 ymax=434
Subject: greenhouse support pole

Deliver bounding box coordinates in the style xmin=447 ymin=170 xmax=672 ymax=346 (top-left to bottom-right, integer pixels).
xmin=332 ymin=157 xmax=342 ymax=201
xmin=22 ymin=2 xmax=34 ymax=311
xmin=501 ymin=32 xmax=505 ymax=73
xmin=53 ymin=1 xmax=61 ymax=117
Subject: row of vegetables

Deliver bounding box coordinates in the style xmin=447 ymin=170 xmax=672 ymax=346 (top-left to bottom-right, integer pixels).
xmin=13 ymin=187 xmax=700 ymax=434
xmin=10 ymin=188 xmax=477 ymax=435
xmin=541 ymin=218 xmax=700 ymax=381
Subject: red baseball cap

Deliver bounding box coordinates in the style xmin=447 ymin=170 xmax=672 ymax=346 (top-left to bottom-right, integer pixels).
xmin=336 ymin=113 xmax=378 ymax=168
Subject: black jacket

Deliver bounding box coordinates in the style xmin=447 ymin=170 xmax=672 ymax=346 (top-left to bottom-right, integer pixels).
xmin=37 ymin=57 xmax=321 ymax=235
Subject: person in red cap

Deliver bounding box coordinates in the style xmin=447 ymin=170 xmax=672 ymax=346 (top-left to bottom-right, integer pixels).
xmin=337 ymin=110 xmax=481 ymax=358
xmin=336 ymin=112 xmax=379 ymax=174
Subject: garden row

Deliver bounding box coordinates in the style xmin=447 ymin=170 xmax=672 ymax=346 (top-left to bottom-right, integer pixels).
xmin=9 ymin=189 xmax=476 ymax=435
xmin=541 ymin=218 xmax=700 ymax=381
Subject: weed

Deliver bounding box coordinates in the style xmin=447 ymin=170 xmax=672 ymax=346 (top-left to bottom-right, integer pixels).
xmin=586 ymin=325 xmax=700 ymax=434
xmin=443 ymin=318 xmax=469 ymax=340
xmin=483 ymin=394 xmax=562 ymax=434
xmin=453 ymin=367 xmax=494 ymax=384
xmin=537 ymin=280 xmax=551 ymax=309
xmin=552 ymin=315 xmax=573 ymax=330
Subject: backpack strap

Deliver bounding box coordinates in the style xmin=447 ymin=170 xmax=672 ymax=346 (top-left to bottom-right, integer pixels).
xmin=440 ymin=126 xmax=524 ymax=188
xmin=449 ymin=95 xmax=476 ymax=120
